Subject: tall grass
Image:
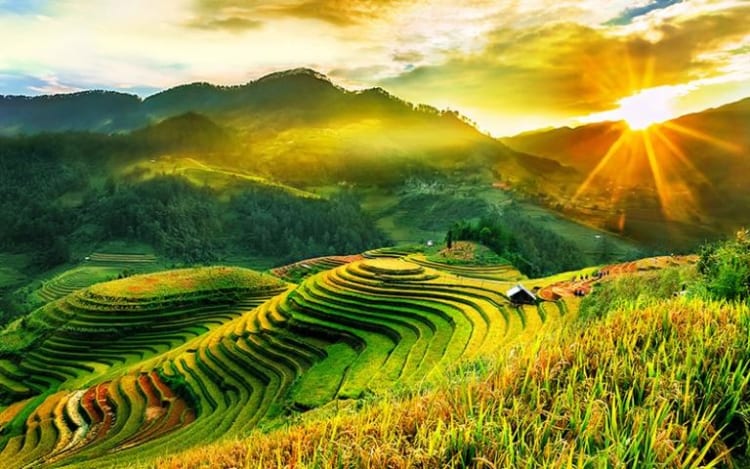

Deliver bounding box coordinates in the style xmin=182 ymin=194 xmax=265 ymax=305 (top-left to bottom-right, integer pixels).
xmin=153 ymin=295 xmax=750 ymax=468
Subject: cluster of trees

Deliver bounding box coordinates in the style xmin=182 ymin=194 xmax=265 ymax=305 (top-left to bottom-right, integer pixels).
xmin=84 ymin=177 xmax=387 ymax=264
xmin=0 ymin=132 xmax=388 ymax=269
xmin=447 ymin=210 xmax=587 ymax=277
xmin=696 ymin=229 xmax=750 ymax=301
xmin=94 ymin=177 xmax=388 ymax=263
xmin=94 ymin=178 xmax=223 ymax=262
xmin=230 ymin=190 xmax=387 ymax=262
xmin=0 ymin=136 xmax=92 ymax=267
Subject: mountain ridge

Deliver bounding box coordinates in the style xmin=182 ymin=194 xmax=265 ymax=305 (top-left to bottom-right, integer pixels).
xmin=501 ymin=97 xmax=750 ymax=247
xmin=0 ymin=68 xmax=472 ymax=136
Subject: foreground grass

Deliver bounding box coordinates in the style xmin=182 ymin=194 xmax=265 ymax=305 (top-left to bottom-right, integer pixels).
xmin=152 ymin=296 xmax=750 ymax=468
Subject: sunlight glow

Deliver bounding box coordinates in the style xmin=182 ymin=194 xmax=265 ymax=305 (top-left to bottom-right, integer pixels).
xmin=570 ymin=52 xmax=744 ymax=231
xmin=616 ymin=87 xmax=678 ymax=130
xmin=572 ymin=131 xmax=628 ymax=201
xmin=663 ymin=121 xmax=744 ymax=154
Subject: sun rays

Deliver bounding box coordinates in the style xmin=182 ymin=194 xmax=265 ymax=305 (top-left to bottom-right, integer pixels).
xmin=567 ymin=41 xmax=746 ymax=235
xmin=618 ymin=87 xmax=676 ymax=130
xmin=570 ymin=119 xmax=741 ymax=230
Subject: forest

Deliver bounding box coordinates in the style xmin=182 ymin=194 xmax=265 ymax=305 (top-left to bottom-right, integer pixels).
xmin=449 ymin=212 xmax=593 ymax=277
xmin=0 ymin=133 xmax=388 ymax=268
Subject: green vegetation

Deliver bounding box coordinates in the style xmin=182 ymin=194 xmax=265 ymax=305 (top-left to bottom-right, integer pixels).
xmin=424 ymin=241 xmax=507 ymax=266
xmin=696 ymin=230 xmax=750 ymax=301
xmin=157 ymin=292 xmax=750 ymax=468
xmin=578 ymin=266 xmax=695 ymax=322
xmin=0 ymin=71 xmax=655 ymax=335
xmin=401 ymin=242 xmax=526 ymax=282
xmin=149 ymin=241 xmax=750 ymax=468
xmin=0 ymin=254 xmax=574 ymax=468
xmin=0 ymin=243 xmax=718 ymax=468
xmin=0 ymin=69 xmax=746 ymax=468
xmin=0 ymin=132 xmax=386 ymax=309
xmin=88 ymin=266 xmax=282 ymax=299
xmin=0 ymin=266 xmax=285 ymax=384
xmin=2 ymin=250 xmax=162 ymax=328
xmin=271 ymin=254 xmax=362 ymax=283
xmin=449 ymin=211 xmax=590 ymax=277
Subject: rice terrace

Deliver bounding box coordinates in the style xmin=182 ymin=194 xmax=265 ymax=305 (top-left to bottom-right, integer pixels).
xmin=0 ymin=250 xmax=696 ymax=468
xmin=2 ymin=0 xmax=750 ymax=467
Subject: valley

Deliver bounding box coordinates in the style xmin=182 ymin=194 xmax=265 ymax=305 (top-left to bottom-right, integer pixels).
xmin=0 ymin=59 xmax=747 ymax=469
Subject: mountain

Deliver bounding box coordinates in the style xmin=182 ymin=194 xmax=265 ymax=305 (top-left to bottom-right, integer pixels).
xmin=0 ymin=90 xmax=143 ymax=134
xmin=0 ymin=68 xmax=479 ymax=135
xmin=503 ymin=98 xmax=750 ymax=174
xmin=0 ymin=69 xmax=594 ymax=296
xmin=0 ymin=68 xmax=575 ymax=188
xmin=0 ymin=68 xmax=407 ymax=134
xmin=128 ymin=111 xmax=234 ymax=154
xmin=502 ymin=98 xmax=750 ymax=248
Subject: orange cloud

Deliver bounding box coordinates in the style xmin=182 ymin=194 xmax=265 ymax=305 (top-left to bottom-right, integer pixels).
xmin=377 ymin=3 xmax=750 ymax=133
xmin=188 ymin=0 xmax=406 ymax=30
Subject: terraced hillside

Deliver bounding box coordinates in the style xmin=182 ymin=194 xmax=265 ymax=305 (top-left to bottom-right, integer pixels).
xmin=406 ymin=254 xmax=526 ymax=281
xmin=363 ymin=246 xmax=421 ymax=259
xmin=282 ymin=258 xmax=547 ymax=407
xmin=363 ymin=242 xmax=526 ymax=282
xmin=271 ymin=254 xmax=363 ymax=282
xmin=35 ymin=252 xmax=159 ymax=304
xmin=0 ymin=254 xmax=687 ymax=468
xmin=0 ymin=266 xmax=287 ymax=465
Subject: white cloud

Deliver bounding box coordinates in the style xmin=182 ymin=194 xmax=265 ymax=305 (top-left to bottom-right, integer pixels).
xmin=0 ymin=0 xmax=747 ymax=134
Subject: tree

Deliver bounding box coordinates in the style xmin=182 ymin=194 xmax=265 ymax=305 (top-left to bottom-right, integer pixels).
xmin=698 ymin=229 xmax=750 ymax=301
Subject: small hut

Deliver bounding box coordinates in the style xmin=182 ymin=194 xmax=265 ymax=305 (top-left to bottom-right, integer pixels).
xmin=507 ymin=284 xmax=537 ymax=305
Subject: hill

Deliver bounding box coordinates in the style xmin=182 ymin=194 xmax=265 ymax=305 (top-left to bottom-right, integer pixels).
xmin=0 ymin=245 xmax=707 ymax=467
xmin=157 ymin=261 xmax=748 ymax=468
xmin=0 ymin=91 xmax=142 ymax=135
xmin=0 ymin=68 xmax=614 ymax=319
xmin=0 ymin=68 xmax=572 ymax=187
xmin=502 ymin=98 xmax=750 ymax=248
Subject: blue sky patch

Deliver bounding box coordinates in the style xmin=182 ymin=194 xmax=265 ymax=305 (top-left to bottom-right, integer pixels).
xmin=0 ymin=73 xmax=159 ymax=97
xmin=0 ymin=0 xmax=49 ymax=15
xmin=607 ymin=0 xmax=683 ymax=25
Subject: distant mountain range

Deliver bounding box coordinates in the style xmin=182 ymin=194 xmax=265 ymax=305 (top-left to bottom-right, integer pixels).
xmin=0 ymin=68 xmax=483 ymax=135
xmin=1 ymin=68 xmax=575 ymax=188
xmin=0 ymin=68 xmax=445 ymax=134
xmin=503 ymin=97 xmax=750 ymax=247
xmin=1 ymin=68 xmax=748 ymax=248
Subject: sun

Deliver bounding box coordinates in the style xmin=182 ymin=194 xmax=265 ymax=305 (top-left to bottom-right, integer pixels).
xmin=616 ymin=87 xmax=679 ymax=130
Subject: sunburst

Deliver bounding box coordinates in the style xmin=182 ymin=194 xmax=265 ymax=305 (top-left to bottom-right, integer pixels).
xmin=570 ymin=52 xmax=741 ymax=235
xmin=617 ymin=88 xmax=675 ymax=130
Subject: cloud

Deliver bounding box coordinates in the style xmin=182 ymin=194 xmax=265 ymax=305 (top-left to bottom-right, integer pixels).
xmin=378 ymin=2 xmax=750 ymax=133
xmin=186 ymin=16 xmax=263 ymax=31
xmin=328 ymin=64 xmax=395 ymax=86
xmin=392 ymin=51 xmax=424 ymax=63
xmin=188 ymin=0 xmax=404 ymax=31
xmin=275 ymin=0 xmax=404 ymax=25
xmin=26 ymin=74 xmax=82 ymax=94
xmin=0 ymin=0 xmax=747 ymax=135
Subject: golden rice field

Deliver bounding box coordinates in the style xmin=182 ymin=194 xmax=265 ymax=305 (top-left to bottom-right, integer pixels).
xmin=0 ymin=252 xmax=710 ymax=468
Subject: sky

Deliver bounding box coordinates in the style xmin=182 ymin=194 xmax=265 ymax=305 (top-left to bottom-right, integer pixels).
xmin=0 ymin=0 xmax=748 ymax=136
